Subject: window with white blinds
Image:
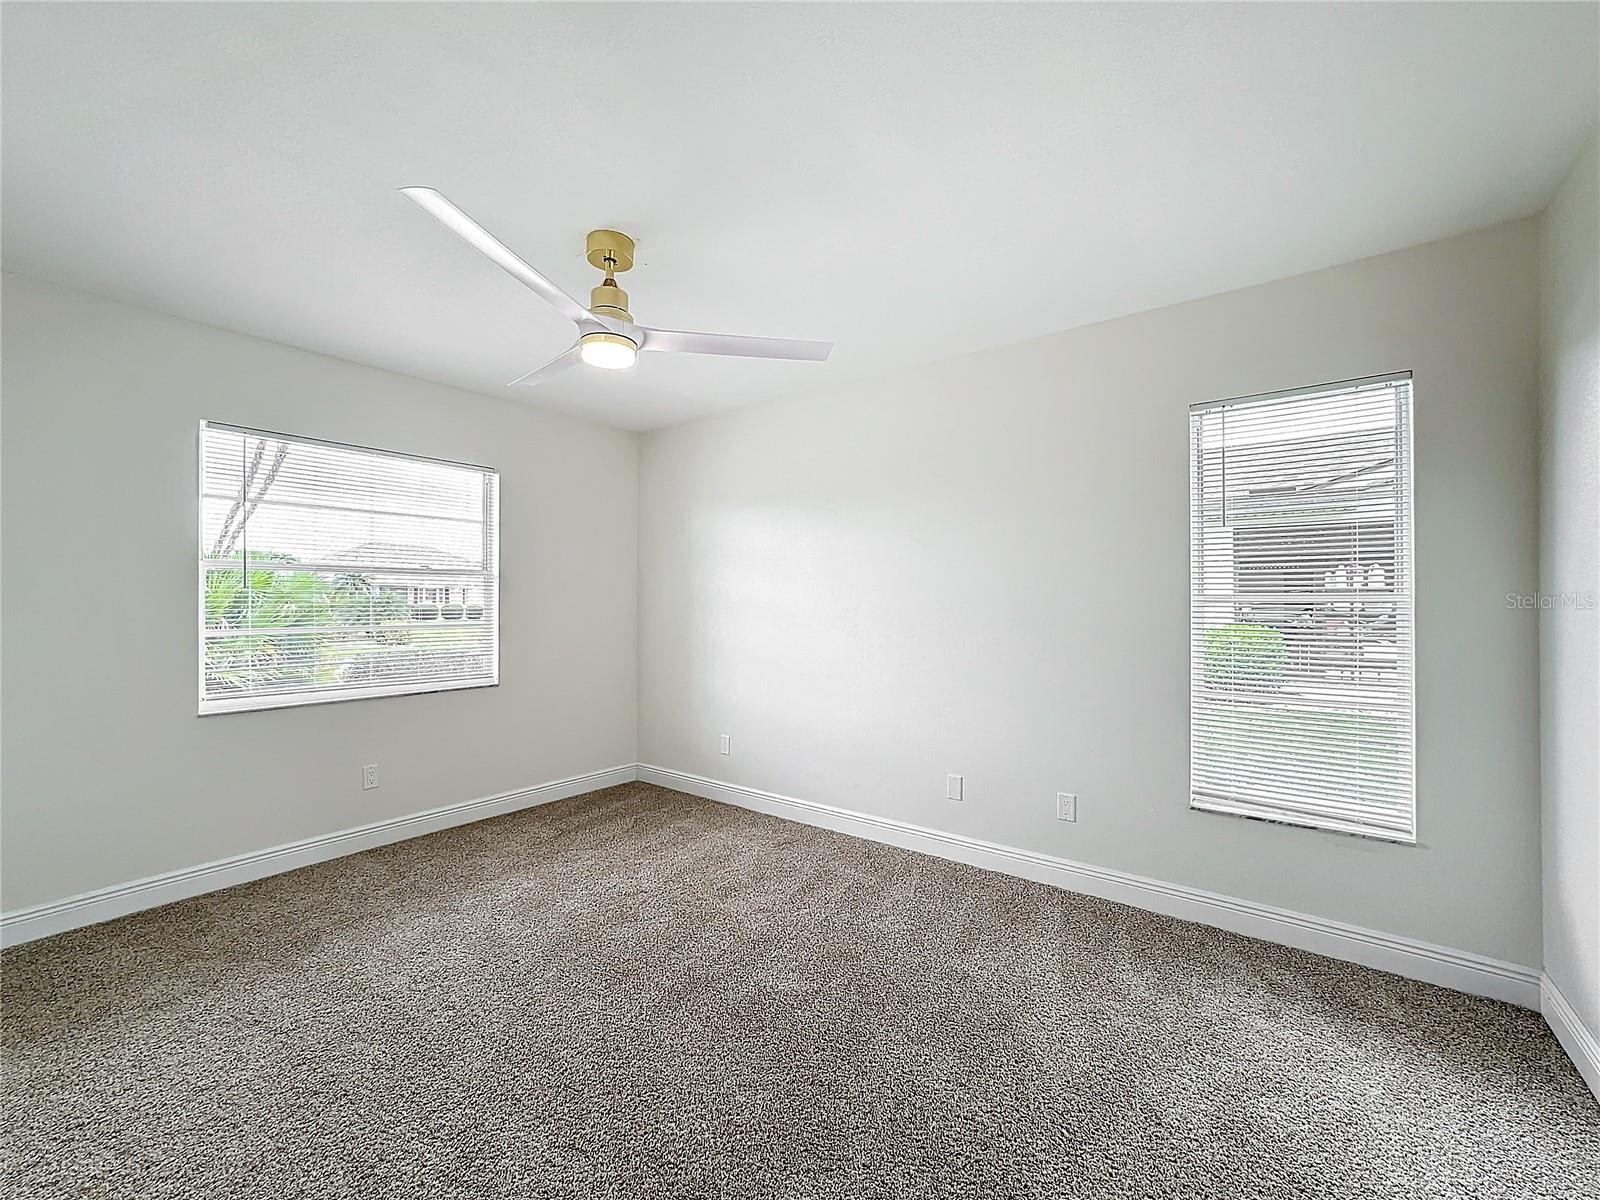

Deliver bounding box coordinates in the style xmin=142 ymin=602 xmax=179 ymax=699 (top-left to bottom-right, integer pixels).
xmin=199 ymin=423 xmax=498 ymax=714
xmin=1189 ymin=374 xmax=1414 ymax=842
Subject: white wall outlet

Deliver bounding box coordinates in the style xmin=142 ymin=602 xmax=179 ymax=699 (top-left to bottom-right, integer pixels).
xmin=947 ymin=774 xmax=964 ymax=801
xmin=1057 ymin=792 xmax=1077 ymax=822
xmin=362 ymin=763 xmax=379 ymax=791
xmin=719 ymin=734 xmax=731 ymax=756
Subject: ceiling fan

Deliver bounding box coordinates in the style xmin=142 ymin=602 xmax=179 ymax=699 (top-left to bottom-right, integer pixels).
xmin=400 ymin=188 xmax=833 ymax=387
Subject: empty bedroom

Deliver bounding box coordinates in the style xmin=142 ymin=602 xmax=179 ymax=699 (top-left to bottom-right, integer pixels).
xmin=2 ymin=2 xmax=1597 ymax=1196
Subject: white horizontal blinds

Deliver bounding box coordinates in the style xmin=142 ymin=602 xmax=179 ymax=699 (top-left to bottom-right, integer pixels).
xmin=199 ymin=423 xmax=498 ymax=713
xmin=1189 ymin=375 xmax=1415 ymax=841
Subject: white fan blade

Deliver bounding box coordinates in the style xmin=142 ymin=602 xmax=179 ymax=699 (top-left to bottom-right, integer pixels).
xmin=637 ymin=327 xmax=832 ymax=362
xmin=402 ymin=187 xmax=592 ymax=326
xmin=508 ymin=345 xmax=580 ymax=387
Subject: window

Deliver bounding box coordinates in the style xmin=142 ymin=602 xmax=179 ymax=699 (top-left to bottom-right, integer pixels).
xmin=1189 ymin=374 xmax=1415 ymax=841
xmin=199 ymin=423 xmax=498 ymax=714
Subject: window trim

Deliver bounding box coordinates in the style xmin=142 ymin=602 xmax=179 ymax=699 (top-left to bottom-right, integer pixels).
xmin=1186 ymin=371 xmax=1417 ymax=844
xmin=195 ymin=422 xmax=500 ymax=717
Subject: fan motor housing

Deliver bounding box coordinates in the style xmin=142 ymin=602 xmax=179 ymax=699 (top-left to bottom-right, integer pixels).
xmin=589 ymin=281 xmax=632 ymax=324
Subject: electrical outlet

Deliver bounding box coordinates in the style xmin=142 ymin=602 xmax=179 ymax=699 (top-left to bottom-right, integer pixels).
xmin=1057 ymin=792 xmax=1077 ymax=822
xmin=719 ymin=734 xmax=731 ymax=756
xmin=362 ymin=763 xmax=379 ymax=790
xmin=947 ymin=774 xmax=964 ymax=801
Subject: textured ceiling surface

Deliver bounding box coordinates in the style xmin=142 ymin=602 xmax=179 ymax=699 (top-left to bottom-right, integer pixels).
xmin=3 ymin=2 xmax=1596 ymax=430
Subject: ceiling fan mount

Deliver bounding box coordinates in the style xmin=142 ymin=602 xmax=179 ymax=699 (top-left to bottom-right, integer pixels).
xmin=400 ymin=188 xmax=832 ymax=387
xmin=585 ymin=228 xmax=635 ymax=274
xmin=584 ymin=229 xmax=635 ymax=326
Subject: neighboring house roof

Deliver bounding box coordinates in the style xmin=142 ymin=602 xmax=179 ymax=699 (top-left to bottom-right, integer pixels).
xmin=333 ymin=542 xmax=477 ymax=571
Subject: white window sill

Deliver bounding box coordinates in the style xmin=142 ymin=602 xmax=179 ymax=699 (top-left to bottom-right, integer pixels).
xmin=198 ymin=677 xmax=497 ymax=716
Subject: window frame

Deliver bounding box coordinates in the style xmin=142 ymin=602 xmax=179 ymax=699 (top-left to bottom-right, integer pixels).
xmin=1186 ymin=372 xmax=1417 ymax=843
xmin=195 ymin=421 xmax=500 ymax=716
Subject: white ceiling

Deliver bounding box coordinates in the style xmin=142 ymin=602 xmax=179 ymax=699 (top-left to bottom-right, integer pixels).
xmin=3 ymin=3 xmax=1596 ymax=431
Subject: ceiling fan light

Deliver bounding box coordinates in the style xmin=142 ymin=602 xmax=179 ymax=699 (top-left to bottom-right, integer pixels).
xmin=578 ymin=331 xmax=638 ymax=370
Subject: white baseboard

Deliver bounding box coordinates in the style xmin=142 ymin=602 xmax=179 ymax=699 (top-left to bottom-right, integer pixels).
xmin=1542 ymin=974 xmax=1600 ymax=1101
xmin=638 ymin=764 xmax=1542 ymax=1009
xmin=0 ymin=764 xmax=640 ymax=949
xmin=2 ymin=761 xmax=1548 ymax=1018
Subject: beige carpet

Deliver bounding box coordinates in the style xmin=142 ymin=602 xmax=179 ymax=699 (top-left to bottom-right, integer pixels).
xmin=4 ymin=781 xmax=1596 ymax=1198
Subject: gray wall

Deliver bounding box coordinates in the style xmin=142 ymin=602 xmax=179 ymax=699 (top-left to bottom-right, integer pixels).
xmin=1539 ymin=132 xmax=1599 ymax=1034
xmin=2 ymin=214 xmax=1560 ymax=977
xmin=639 ymin=220 xmax=1543 ymax=966
xmin=1 ymin=275 xmax=639 ymax=911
